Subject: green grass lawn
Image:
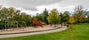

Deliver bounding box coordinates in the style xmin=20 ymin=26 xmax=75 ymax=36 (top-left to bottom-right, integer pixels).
xmin=0 ymin=23 xmax=89 ymax=40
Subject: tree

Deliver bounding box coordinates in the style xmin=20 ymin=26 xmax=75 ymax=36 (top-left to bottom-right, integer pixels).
xmin=68 ymin=16 xmax=76 ymax=24
xmin=87 ymin=16 xmax=89 ymax=23
xmin=63 ymin=11 xmax=70 ymax=23
xmin=19 ymin=12 xmax=32 ymax=26
xmin=60 ymin=11 xmax=70 ymax=25
xmin=48 ymin=9 xmax=61 ymax=24
xmin=0 ymin=7 xmax=32 ymax=28
xmin=37 ymin=13 xmax=45 ymax=22
xmin=37 ymin=9 xmax=49 ymax=24
xmin=43 ymin=8 xmax=49 ymax=24
xmin=0 ymin=7 xmax=9 ymax=20
xmin=74 ymin=5 xmax=86 ymax=23
xmin=0 ymin=7 xmax=10 ymax=29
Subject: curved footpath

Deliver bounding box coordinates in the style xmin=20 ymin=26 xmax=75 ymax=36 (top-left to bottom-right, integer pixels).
xmin=0 ymin=26 xmax=67 ymax=38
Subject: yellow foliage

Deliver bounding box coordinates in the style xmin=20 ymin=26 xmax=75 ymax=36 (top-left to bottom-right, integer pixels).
xmin=68 ymin=16 xmax=76 ymax=24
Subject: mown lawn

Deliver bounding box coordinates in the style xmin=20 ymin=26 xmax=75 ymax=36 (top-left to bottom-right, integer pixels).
xmin=0 ymin=23 xmax=89 ymax=40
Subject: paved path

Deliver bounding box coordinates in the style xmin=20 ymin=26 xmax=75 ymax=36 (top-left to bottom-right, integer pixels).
xmin=0 ymin=25 xmax=61 ymax=35
xmin=0 ymin=26 xmax=67 ymax=38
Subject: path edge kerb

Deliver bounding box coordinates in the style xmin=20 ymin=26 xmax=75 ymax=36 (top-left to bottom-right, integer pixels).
xmin=0 ymin=27 xmax=68 ymax=38
xmin=0 ymin=27 xmax=67 ymax=35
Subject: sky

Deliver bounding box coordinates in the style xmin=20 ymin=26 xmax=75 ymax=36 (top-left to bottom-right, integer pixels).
xmin=0 ymin=0 xmax=89 ymax=16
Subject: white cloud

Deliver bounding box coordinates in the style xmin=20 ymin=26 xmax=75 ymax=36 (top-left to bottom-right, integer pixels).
xmin=0 ymin=0 xmax=89 ymax=16
xmin=15 ymin=7 xmax=40 ymax=16
xmin=36 ymin=3 xmax=76 ymax=13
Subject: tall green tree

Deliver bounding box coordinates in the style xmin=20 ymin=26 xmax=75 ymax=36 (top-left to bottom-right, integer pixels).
xmin=37 ymin=13 xmax=45 ymax=22
xmin=48 ymin=9 xmax=61 ymax=24
xmin=60 ymin=11 xmax=70 ymax=25
xmin=43 ymin=9 xmax=49 ymax=24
